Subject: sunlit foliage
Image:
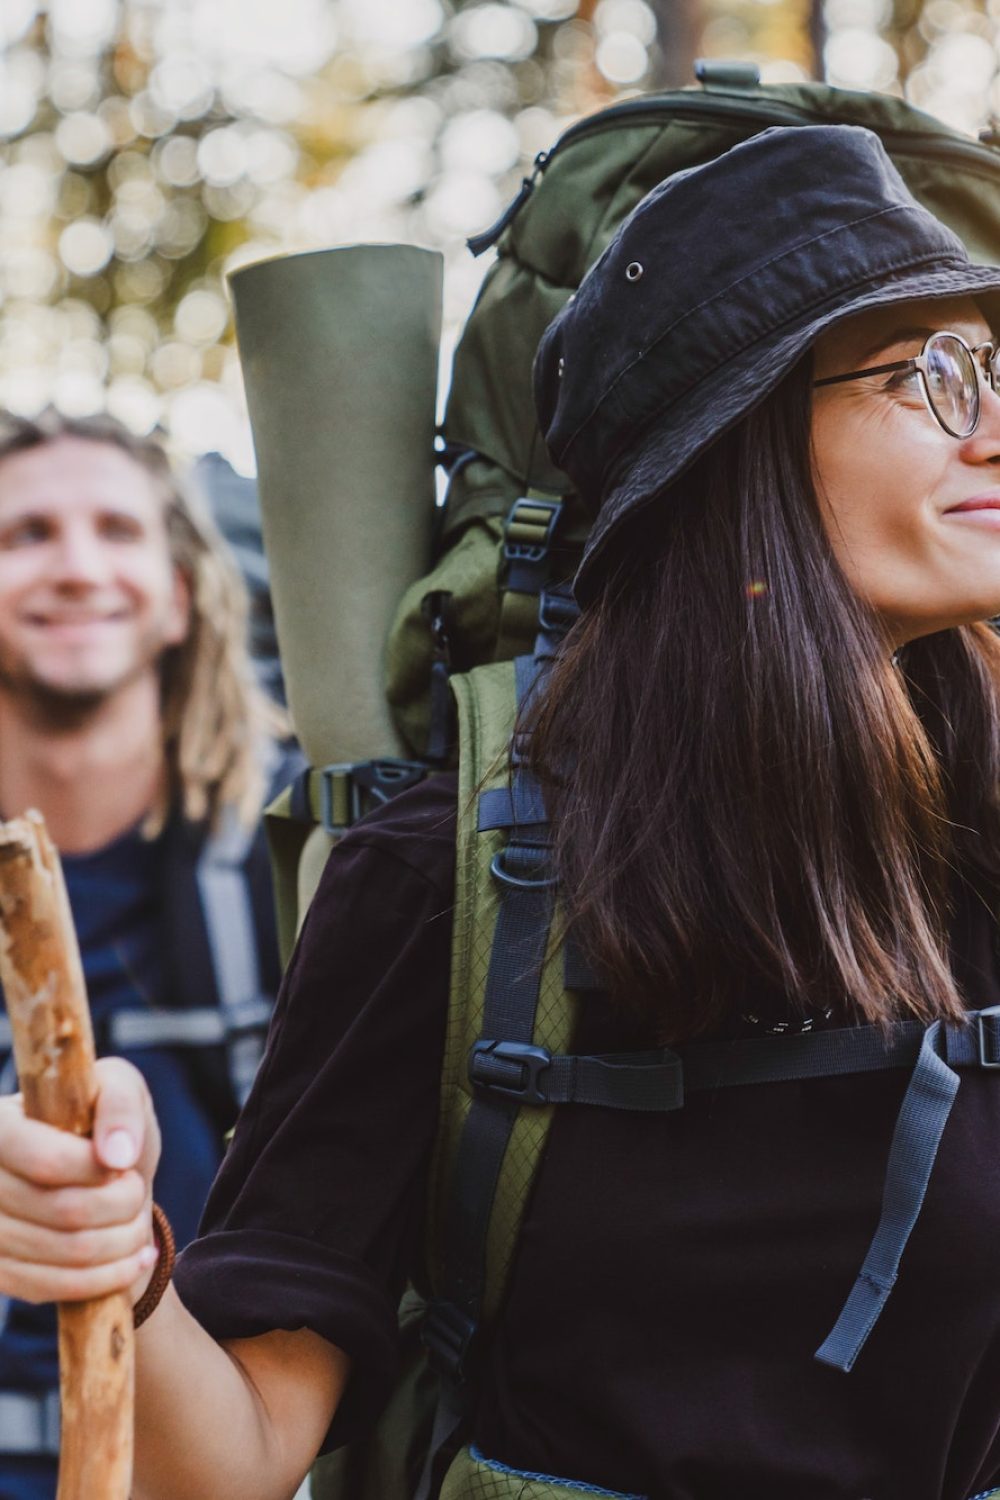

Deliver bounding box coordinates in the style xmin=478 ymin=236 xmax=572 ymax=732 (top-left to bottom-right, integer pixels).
xmin=0 ymin=1 xmax=996 ymax=467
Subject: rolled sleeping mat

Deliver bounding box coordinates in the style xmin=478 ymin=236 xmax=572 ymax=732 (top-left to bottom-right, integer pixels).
xmin=230 ymin=243 xmax=443 ymax=768
xmin=230 ymin=245 xmax=443 ymax=949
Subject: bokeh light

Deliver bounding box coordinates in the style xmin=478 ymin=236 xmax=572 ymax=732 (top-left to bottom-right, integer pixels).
xmin=0 ymin=0 xmax=997 ymax=472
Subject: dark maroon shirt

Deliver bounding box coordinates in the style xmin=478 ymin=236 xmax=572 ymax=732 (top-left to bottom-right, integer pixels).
xmin=175 ymin=773 xmax=1000 ymax=1500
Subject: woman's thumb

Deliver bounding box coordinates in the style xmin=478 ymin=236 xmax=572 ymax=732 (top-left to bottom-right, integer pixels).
xmin=92 ymin=1059 xmax=149 ymax=1173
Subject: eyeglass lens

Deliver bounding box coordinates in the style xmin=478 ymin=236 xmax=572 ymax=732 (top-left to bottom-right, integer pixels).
xmin=923 ymin=334 xmax=981 ymax=439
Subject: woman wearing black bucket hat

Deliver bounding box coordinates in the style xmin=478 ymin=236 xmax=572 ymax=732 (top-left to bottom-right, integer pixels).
xmin=0 ymin=123 xmax=999 ymax=1500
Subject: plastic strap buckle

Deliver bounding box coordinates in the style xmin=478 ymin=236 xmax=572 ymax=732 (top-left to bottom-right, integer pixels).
xmin=538 ymin=584 xmax=579 ymax=636
xmin=977 ymin=1012 xmax=1000 ymax=1068
xmin=503 ymin=497 xmax=562 ymax=596
xmin=469 ymin=1040 xmax=553 ymax=1105
xmin=317 ymin=759 xmax=428 ymax=836
xmin=422 ymin=1297 xmax=478 ymax=1382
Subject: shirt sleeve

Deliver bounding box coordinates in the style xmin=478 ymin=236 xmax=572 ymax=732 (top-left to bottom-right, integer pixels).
xmin=173 ymin=780 xmax=456 ymax=1449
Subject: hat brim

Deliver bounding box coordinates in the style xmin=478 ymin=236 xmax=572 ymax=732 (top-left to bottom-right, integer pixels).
xmin=575 ymin=261 xmax=1000 ymax=605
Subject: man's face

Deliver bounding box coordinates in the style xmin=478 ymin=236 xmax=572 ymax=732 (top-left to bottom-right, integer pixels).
xmin=0 ymin=436 xmax=190 ymax=714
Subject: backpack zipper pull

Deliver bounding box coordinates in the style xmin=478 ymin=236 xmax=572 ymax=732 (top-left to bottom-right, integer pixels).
xmin=467 ymin=151 xmax=550 ymax=257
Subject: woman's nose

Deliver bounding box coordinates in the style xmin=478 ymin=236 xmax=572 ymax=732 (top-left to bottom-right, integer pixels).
xmin=962 ymin=382 xmax=1000 ymax=464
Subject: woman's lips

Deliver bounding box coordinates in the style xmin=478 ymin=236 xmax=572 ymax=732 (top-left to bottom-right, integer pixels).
xmin=945 ymin=496 xmax=1000 ymax=512
xmin=943 ymin=497 xmax=1000 ymax=529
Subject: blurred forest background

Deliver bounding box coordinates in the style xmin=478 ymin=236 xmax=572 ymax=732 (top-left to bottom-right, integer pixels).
xmin=0 ymin=0 xmax=997 ymax=470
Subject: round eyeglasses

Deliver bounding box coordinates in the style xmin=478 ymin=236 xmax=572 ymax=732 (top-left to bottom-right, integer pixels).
xmin=813 ymin=330 xmax=1000 ymax=439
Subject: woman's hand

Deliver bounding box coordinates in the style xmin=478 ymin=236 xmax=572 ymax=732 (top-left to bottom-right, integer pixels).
xmin=0 ymin=1057 xmax=161 ymax=1305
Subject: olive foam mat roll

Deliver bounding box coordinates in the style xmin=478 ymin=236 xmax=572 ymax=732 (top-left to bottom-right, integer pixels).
xmin=230 ymin=243 xmax=444 ymax=770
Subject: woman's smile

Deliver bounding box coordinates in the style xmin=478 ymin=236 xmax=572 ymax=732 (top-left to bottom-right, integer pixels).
xmin=812 ymin=295 xmax=1000 ymax=645
xmin=942 ymin=492 xmax=1000 ymax=522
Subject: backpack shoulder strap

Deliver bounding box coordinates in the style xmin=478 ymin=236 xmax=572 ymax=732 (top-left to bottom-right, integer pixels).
xmin=427 ymin=657 xmax=577 ymax=1329
xmin=193 ymin=801 xmax=270 ymax=1108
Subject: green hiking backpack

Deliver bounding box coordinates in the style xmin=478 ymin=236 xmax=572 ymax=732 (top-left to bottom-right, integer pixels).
xmin=254 ymin=63 xmax=1000 ymax=1500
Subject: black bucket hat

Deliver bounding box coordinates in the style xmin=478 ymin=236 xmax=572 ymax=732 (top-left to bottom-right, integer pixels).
xmin=533 ymin=124 xmax=1000 ymax=605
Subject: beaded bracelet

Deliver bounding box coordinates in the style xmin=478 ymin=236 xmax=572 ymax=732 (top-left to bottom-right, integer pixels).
xmin=133 ymin=1203 xmax=175 ymax=1331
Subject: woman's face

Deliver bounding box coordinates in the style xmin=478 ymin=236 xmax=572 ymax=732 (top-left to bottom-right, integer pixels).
xmin=811 ymin=296 xmax=1000 ymax=647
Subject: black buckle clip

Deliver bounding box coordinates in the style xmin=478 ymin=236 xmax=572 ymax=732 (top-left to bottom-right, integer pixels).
xmin=422 ymin=1297 xmax=478 ymax=1381
xmin=977 ymin=1013 xmax=1000 ymax=1068
xmin=469 ymin=1039 xmax=553 ymax=1105
xmin=503 ymin=497 xmax=562 ymax=596
xmin=318 ymin=759 xmax=428 ymax=837
xmin=538 ymin=585 xmax=579 ymax=637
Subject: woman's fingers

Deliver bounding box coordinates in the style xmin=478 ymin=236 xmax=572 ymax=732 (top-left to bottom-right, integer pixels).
xmin=0 ymin=1161 xmax=146 ymax=1232
xmin=0 ymin=1102 xmax=109 ymax=1188
xmin=0 ymin=1158 xmax=147 ymax=1230
xmin=0 ymin=1058 xmax=163 ymax=1306
xmin=0 ymin=1245 xmax=158 ymax=1305
xmin=0 ymin=1201 xmax=151 ymax=1271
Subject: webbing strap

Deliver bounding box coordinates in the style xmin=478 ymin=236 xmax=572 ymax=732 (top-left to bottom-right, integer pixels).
xmin=681 ymin=1019 xmax=926 ymax=1091
xmin=420 ymin=654 xmax=553 ymax=1493
xmin=470 ymin=1041 xmax=683 ymax=1110
xmin=563 ymin=933 xmax=602 ymax=992
xmin=196 ymin=808 xmax=267 ymax=1107
xmin=814 ymin=1015 xmax=966 ymax=1372
xmin=468 ymin=1022 xmax=932 ymax=1112
xmin=495 ymin=495 xmax=565 ymax=663
xmin=0 ymin=1001 xmax=273 ymax=1055
xmin=478 ymin=782 xmax=548 ymax=831
xmin=111 ymin=1000 xmax=273 ymax=1050
xmin=436 ymin=806 xmax=554 ymax=1320
xmin=0 ymin=1390 xmax=60 ymax=1456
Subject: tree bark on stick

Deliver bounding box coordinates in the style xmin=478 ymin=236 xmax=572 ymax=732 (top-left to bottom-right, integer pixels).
xmin=0 ymin=812 xmax=133 ymax=1500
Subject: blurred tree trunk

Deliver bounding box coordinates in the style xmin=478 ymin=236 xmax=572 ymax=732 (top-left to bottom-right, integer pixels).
xmin=644 ymin=0 xmax=827 ymax=87
xmin=646 ymin=0 xmax=704 ymax=88
xmin=883 ymin=0 xmax=930 ymax=84
xmin=808 ymin=0 xmax=826 ymax=78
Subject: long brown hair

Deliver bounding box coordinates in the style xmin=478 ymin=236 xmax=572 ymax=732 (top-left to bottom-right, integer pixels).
xmin=0 ymin=409 xmax=285 ymax=832
xmin=526 ymin=358 xmax=1000 ymax=1040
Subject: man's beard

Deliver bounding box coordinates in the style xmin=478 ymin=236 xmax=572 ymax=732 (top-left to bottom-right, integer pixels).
xmin=0 ymin=654 xmax=158 ymax=730
xmin=11 ymin=680 xmax=118 ymax=729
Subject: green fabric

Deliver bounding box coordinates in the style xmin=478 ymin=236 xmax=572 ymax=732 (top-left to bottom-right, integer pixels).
xmin=309 ymin=661 xmax=568 ymax=1499
xmin=265 ymin=787 xmax=339 ymax=969
xmin=387 ymin=516 xmax=506 ymax=759
xmin=230 ymin=245 xmax=441 ymax=773
xmin=385 ymin=484 xmax=589 ymax=758
xmin=310 ymin=1288 xmax=437 ymax=1500
xmin=426 ymin=663 xmax=578 ymax=1319
xmin=263 ymin=785 xmax=307 ymax=969
xmin=440 ymin=1446 xmax=643 ymax=1499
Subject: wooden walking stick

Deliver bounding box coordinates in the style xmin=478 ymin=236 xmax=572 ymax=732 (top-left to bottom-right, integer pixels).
xmin=0 ymin=811 xmax=133 ymax=1499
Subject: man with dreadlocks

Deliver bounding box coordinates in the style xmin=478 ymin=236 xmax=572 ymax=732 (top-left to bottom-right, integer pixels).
xmin=0 ymin=410 xmax=296 ymax=1500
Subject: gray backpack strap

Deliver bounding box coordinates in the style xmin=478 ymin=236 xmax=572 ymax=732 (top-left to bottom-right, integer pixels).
xmin=195 ymin=804 xmax=270 ymax=1107
xmin=107 ymin=1003 xmax=273 ymax=1051
xmin=0 ymin=1390 xmax=60 ymax=1456
xmin=814 ymin=1010 xmax=1000 ymax=1372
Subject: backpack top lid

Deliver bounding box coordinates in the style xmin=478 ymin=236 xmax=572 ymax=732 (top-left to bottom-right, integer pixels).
xmin=442 ymin=75 xmax=1000 ymax=514
xmin=532 ymin=123 xmax=1000 ymax=603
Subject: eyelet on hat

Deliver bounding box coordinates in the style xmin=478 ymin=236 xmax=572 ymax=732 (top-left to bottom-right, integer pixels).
xmin=626 ymin=262 xmax=644 ymax=282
